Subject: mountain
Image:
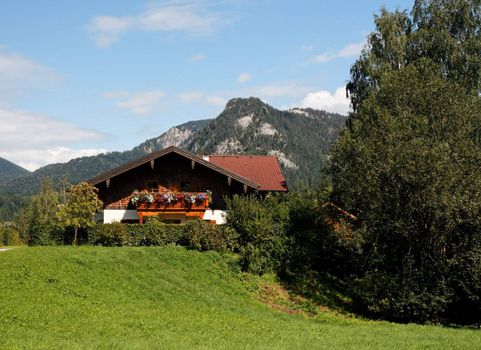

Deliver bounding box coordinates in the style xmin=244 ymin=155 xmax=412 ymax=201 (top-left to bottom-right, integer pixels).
xmin=0 ymin=158 xmax=30 ymax=182
xmin=0 ymin=119 xmax=211 ymax=197
xmin=186 ymin=98 xmax=345 ymax=188
xmin=0 ymin=98 xmax=345 ymax=220
xmin=134 ymin=119 xmax=211 ymax=154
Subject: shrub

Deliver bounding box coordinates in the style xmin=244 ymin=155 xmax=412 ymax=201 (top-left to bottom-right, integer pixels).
xmin=0 ymin=224 xmax=23 ymax=246
xmin=185 ymin=220 xmax=238 ymax=252
xmin=226 ymin=194 xmax=290 ymax=274
xmin=89 ymin=223 xmax=128 ymax=246
xmin=28 ymin=222 xmax=64 ymax=246
xmin=125 ymin=220 xmax=186 ymax=246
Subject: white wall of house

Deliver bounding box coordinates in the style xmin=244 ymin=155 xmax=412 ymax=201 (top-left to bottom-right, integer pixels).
xmin=101 ymin=209 xmax=140 ymax=223
xmin=202 ymin=210 xmax=227 ymax=224
xmin=97 ymin=209 xmax=227 ymax=224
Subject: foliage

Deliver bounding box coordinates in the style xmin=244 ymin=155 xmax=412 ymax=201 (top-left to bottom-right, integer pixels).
xmin=57 ymin=182 xmax=103 ymax=245
xmin=12 ymin=178 xmax=67 ymax=245
xmin=226 ymin=194 xmax=291 ymax=274
xmin=0 ymin=193 xmax=28 ymax=222
xmin=332 ymin=1 xmax=481 ymax=323
xmin=28 ymin=223 xmax=66 ymax=246
xmin=347 ymin=0 xmax=481 ymax=112
xmin=88 ymin=222 xmax=128 ymax=246
xmin=86 ymin=220 xmax=237 ymax=252
xmin=0 ymin=223 xmax=22 ymax=246
xmin=0 ymin=157 xmax=30 ymax=182
xmin=124 ymin=220 xmax=186 ymax=246
xmin=185 ymin=219 xmax=238 ymax=252
xmin=130 ymin=190 xmax=212 ymax=206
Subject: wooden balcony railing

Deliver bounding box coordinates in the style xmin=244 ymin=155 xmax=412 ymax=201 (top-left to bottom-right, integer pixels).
xmin=133 ymin=191 xmax=210 ymax=211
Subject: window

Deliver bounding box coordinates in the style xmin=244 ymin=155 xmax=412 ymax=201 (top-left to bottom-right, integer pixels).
xmin=181 ymin=182 xmax=190 ymax=192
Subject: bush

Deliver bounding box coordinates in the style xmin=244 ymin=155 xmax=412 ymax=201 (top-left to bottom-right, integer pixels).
xmin=0 ymin=224 xmax=23 ymax=246
xmin=125 ymin=220 xmax=186 ymax=246
xmin=28 ymin=222 xmax=64 ymax=246
xmin=226 ymin=194 xmax=290 ymax=275
xmin=185 ymin=220 xmax=238 ymax=252
xmin=89 ymin=223 xmax=128 ymax=246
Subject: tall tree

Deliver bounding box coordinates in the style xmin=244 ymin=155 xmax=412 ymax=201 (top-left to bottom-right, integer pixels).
xmin=347 ymin=0 xmax=481 ymax=112
xmin=332 ymin=1 xmax=481 ymax=323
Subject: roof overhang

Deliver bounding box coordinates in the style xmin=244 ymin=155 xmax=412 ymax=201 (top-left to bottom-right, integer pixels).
xmin=86 ymin=146 xmax=261 ymax=190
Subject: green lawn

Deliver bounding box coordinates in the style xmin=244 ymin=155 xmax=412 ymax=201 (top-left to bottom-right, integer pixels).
xmin=0 ymin=246 xmax=479 ymax=349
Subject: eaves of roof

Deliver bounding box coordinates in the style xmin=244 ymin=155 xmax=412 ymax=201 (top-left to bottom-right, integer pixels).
xmin=86 ymin=146 xmax=261 ymax=190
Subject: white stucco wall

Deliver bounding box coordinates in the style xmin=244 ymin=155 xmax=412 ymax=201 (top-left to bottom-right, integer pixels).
xmin=202 ymin=210 xmax=227 ymax=224
xmin=98 ymin=209 xmax=227 ymax=224
xmin=102 ymin=209 xmax=140 ymax=223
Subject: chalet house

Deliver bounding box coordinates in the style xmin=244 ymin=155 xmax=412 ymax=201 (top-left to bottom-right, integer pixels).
xmin=87 ymin=146 xmax=288 ymax=224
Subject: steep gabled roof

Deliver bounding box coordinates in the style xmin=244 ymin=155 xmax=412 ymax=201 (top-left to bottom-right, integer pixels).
xmin=209 ymin=155 xmax=288 ymax=192
xmin=87 ymin=146 xmax=260 ymax=190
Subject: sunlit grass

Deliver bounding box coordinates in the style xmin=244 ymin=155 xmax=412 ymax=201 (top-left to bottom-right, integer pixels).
xmin=0 ymin=246 xmax=479 ymax=349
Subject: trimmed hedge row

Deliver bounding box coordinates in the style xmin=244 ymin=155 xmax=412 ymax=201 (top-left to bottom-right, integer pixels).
xmin=87 ymin=220 xmax=238 ymax=252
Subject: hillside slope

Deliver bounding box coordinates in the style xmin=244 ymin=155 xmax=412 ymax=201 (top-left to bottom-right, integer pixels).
xmin=0 ymin=157 xmax=30 ymax=182
xmin=0 ymin=246 xmax=479 ymax=349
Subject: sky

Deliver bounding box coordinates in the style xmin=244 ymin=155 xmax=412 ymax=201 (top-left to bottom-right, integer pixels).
xmin=0 ymin=0 xmax=414 ymax=171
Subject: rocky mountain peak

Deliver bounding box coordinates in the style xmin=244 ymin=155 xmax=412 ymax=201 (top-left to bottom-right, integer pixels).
xmin=224 ymin=97 xmax=271 ymax=114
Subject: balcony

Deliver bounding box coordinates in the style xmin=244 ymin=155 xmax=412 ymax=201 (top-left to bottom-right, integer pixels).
xmin=132 ymin=191 xmax=210 ymax=212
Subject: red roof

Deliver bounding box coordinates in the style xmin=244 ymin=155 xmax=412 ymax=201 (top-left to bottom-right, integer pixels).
xmin=209 ymin=155 xmax=288 ymax=192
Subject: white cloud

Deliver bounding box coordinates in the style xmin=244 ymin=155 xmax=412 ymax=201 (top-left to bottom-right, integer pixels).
xmin=299 ymin=87 xmax=351 ymax=115
xmin=237 ymin=72 xmax=251 ymax=83
xmin=104 ymin=90 xmax=165 ymax=115
xmin=206 ymin=95 xmax=226 ymax=106
xmin=3 ymin=147 xmax=108 ymax=172
xmin=0 ymin=50 xmax=60 ymax=100
xmin=86 ymin=16 xmax=133 ymax=47
xmin=0 ymin=109 xmax=106 ymax=170
xmin=313 ymin=41 xmax=365 ymax=63
xmin=190 ymin=53 xmax=207 ymax=62
xmin=87 ymin=4 xmax=223 ymax=47
xmin=138 ymin=5 xmax=219 ymax=35
xmin=338 ymin=42 xmax=365 ymax=57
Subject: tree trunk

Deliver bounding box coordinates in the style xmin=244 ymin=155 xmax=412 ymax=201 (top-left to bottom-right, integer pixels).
xmin=73 ymin=227 xmax=78 ymax=245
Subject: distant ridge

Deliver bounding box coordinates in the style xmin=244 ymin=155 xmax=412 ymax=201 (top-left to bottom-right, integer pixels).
xmin=0 ymin=157 xmax=30 ymax=182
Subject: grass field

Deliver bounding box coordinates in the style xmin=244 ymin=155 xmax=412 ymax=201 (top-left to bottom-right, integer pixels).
xmin=0 ymin=246 xmax=480 ymax=349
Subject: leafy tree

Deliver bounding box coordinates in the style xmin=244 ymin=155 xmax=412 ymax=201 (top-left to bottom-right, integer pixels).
xmin=332 ymin=1 xmax=481 ymax=323
xmin=13 ymin=178 xmax=64 ymax=245
xmin=347 ymin=0 xmax=481 ymax=112
xmin=57 ymin=182 xmax=103 ymax=245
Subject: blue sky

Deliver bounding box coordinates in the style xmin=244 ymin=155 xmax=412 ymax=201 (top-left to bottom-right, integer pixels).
xmin=0 ymin=0 xmax=413 ymax=170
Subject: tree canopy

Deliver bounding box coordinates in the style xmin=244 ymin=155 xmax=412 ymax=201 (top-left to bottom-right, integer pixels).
xmin=332 ymin=0 xmax=481 ymax=323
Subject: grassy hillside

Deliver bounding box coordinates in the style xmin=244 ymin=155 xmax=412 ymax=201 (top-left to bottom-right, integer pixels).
xmin=0 ymin=247 xmax=479 ymax=349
